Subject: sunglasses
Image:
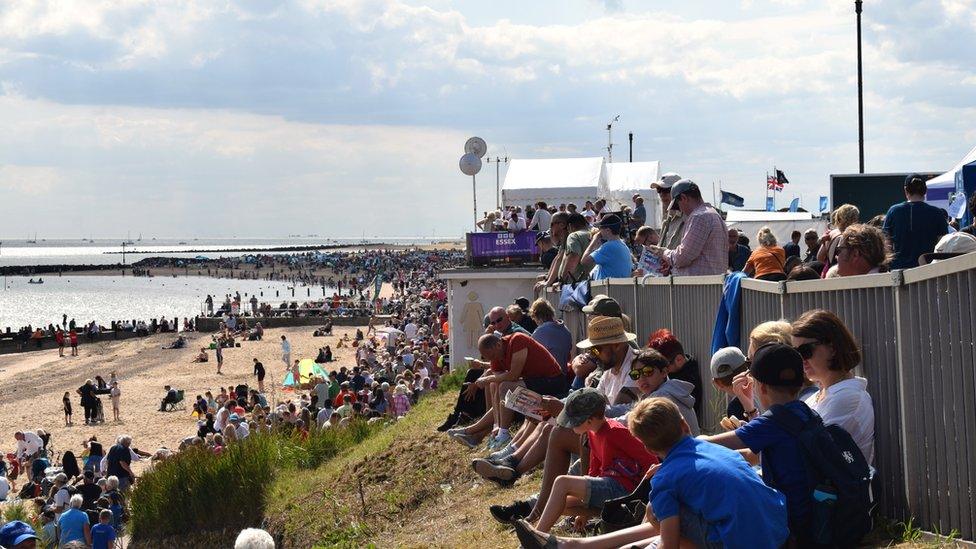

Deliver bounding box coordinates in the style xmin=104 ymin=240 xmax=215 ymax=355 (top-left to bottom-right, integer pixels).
xmin=794 ymin=341 xmax=822 ymax=360
xmin=629 ymin=364 xmax=665 ymax=380
xmin=488 ymin=317 xmax=505 ymax=325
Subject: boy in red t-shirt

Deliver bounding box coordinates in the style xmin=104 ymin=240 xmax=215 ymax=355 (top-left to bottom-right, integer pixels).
xmin=522 ymin=387 xmax=657 ymax=534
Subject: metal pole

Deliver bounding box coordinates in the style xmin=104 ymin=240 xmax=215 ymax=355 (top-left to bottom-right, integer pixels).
xmin=607 ymin=124 xmax=612 ymax=163
xmin=472 ymin=175 xmax=477 ymax=229
xmin=855 ymin=0 xmax=865 ymax=173
xmin=495 ymin=157 xmax=500 ymax=210
xmin=629 ymin=133 xmax=633 ymax=162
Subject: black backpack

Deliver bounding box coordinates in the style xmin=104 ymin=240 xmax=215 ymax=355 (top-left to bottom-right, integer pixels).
xmin=769 ymin=406 xmax=873 ymax=547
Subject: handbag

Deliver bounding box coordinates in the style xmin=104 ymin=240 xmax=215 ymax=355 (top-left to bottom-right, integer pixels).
xmin=558 ymin=279 xmax=591 ymax=312
xmin=598 ymin=475 xmax=652 ymax=533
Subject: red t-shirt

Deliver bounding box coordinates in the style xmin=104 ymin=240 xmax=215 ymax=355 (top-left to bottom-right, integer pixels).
xmin=490 ymin=333 xmax=562 ymax=379
xmin=587 ymin=419 xmax=658 ymax=493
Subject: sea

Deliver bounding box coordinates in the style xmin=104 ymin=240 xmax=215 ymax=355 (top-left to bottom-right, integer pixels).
xmin=0 ymin=236 xmax=451 ymax=330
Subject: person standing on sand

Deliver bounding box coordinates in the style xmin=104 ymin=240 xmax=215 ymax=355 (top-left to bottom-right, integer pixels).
xmin=216 ymin=342 xmax=224 ymax=375
xmin=69 ymin=329 xmax=79 ymax=356
xmin=63 ymin=392 xmax=73 ymax=426
xmin=253 ymin=358 xmax=265 ymax=393
xmin=281 ymin=335 xmax=291 ymax=368
xmin=291 ymin=359 xmax=301 ymax=388
xmin=110 ymin=382 xmax=121 ymax=422
xmin=56 ymin=328 xmax=65 ymax=357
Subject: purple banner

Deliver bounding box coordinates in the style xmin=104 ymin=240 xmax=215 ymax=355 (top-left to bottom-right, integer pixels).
xmin=467 ymin=231 xmax=538 ymax=261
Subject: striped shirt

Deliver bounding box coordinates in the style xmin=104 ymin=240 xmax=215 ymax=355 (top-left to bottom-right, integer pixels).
xmin=663 ymin=204 xmax=728 ymax=276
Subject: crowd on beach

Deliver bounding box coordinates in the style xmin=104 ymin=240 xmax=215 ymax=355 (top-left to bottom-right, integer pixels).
xmin=0 ymin=248 xmax=464 ymax=548
xmin=438 ymin=173 xmax=976 ymax=548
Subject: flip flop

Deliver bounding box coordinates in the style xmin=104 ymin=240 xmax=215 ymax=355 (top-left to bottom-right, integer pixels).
xmin=513 ymin=519 xmax=557 ymax=549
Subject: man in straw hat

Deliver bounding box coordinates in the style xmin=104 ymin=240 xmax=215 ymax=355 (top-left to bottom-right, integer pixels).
xmin=487 ymin=316 xmax=643 ymax=525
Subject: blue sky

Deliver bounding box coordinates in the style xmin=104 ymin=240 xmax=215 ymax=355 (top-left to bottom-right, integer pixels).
xmin=0 ymin=0 xmax=973 ymax=238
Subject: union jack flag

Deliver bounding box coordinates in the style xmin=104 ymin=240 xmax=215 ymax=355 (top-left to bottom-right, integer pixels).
xmin=767 ymin=175 xmax=783 ymax=192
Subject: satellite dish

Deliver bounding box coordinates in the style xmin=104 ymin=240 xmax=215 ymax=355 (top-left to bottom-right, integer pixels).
xmin=464 ymin=137 xmax=488 ymax=158
xmin=459 ymin=153 xmax=482 ymax=176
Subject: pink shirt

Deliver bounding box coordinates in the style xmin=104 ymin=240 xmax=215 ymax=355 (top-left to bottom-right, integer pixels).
xmin=663 ymin=204 xmax=728 ymax=276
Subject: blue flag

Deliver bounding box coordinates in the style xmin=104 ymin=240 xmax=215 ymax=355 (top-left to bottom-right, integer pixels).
xmin=766 ymin=197 xmax=775 ymax=212
xmin=819 ymin=196 xmax=828 ymax=212
xmin=720 ymin=190 xmax=744 ymax=207
xmin=788 ymin=198 xmax=800 ymax=212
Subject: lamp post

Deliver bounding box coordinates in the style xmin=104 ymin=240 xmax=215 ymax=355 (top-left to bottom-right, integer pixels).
xmin=121 ymin=242 xmax=126 ymax=276
xmin=855 ymin=0 xmax=865 ymax=174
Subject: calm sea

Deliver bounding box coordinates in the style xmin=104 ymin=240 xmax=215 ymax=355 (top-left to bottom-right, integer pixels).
xmin=0 ymin=236 xmax=453 ymax=267
xmin=0 ymin=275 xmax=320 ymax=330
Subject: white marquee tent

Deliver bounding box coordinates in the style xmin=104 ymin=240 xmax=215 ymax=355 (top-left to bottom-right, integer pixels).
xmin=926 ymin=143 xmax=976 ymax=210
xmin=725 ymin=210 xmax=827 ymax=245
xmin=605 ymin=161 xmax=663 ymax=228
xmin=501 ymin=157 xmax=606 ymax=209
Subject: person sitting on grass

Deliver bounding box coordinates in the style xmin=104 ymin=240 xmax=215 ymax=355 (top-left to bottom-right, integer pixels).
xmin=517 ymin=388 xmax=657 ymax=536
xmin=513 ymin=397 xmax=789 ymax=549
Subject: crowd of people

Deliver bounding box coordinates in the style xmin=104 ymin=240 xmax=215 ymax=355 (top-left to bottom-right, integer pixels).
xmin=481 ymin=173 xmax=976 ymax=285
xmin=442 ymin=287 xmax=875 ymax=548
xmin=3 ymin=315 xmax=196 ymax=355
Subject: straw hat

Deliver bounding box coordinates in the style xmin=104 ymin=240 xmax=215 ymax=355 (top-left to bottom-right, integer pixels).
xmin=576 ymin=316 xmax=637 ymax=349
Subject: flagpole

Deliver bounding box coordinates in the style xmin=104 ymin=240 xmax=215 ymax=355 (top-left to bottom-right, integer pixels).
xmin=765 ymin=171 xmax=769 ymax=211
xmin=772 ymin=165 xmax=777 ymax=211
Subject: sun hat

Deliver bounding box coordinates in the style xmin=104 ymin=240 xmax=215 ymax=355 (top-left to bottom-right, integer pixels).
xmin=710 ymin=347 xmax=749 ymax=379
xmin=651 ymin=172 xmax=682 ymax=190
xmin=749 ymin=343 xmax=804 ymax=387
xmin=581 ymin=294 xmax=622 ymax=317
xmin=0 ymin=521 xmax=40 ymax=547
xmin=556 ymin=388 xmax=607 ymax=428
xmin=576 ymin=316 xmax=637 ymax=349
xmin=668 ymin=179 xmax=699 ymax=210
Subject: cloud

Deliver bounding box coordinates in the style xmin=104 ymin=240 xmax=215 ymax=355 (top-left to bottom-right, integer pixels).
xmin=0 ymin=164 xmax=63 ymax=194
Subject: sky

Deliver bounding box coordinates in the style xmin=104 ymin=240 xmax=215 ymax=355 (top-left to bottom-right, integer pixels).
xmin=0 ymin=0 xmax=974 ymax=239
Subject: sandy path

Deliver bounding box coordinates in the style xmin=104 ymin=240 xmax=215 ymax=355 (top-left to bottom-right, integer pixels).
xmin=0 ymin=325 xmax=362 ymax=473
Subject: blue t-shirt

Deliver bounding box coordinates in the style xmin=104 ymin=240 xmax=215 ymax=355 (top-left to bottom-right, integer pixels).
xmin=650 ymin=436 xmax=788 ymax=548
xmin=883 ymin=201 xmax=948 ymax=269
xmin=532 ymin=321 xmax=573 ymax=370
xmin=735 ymin=400 xmax=814 ymax=528
xmin=57 ymin=508 xmax=90 ymax=545
xmin=589 ymin=239 xmax=633 ymax=279
xmin=91 ymin=522 xmax=117 ymax=549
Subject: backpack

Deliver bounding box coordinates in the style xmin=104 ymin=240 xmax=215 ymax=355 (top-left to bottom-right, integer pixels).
xmin=769 ymin=406 xmax=873 ymax=547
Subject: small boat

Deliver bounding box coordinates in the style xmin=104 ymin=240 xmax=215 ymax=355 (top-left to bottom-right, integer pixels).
xmin=28 ymin=278 xmax=44 ymax=284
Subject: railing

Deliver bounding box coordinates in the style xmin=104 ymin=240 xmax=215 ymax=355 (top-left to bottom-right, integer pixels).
xmin=545 ymin=251 xmax=976 ymax=540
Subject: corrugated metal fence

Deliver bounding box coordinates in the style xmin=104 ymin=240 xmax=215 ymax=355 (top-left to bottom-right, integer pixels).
xmin=545 ymin=252 xmax=976 ymax=539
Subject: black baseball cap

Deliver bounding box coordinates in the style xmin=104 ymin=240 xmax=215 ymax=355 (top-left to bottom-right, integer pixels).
xmin=749 ymin=343 xmax=804 ymax=387
xmin=596 ymin=214 xmax=623 ymax=229
xmin=514 ymin=297 xmax=531 ymax=311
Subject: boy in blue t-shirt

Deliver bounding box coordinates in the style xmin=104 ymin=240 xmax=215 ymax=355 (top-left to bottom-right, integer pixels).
xmin=91 ymin=509 xmax=117 ymax=549
xmin=704 ymin=342 xmax=817 ymax=545
xmin=581 ymin=214 xmax=635 ymax=279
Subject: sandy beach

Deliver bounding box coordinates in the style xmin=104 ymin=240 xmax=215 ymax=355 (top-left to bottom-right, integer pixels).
xmin=0 ymin=324 xmax=363 ymax=475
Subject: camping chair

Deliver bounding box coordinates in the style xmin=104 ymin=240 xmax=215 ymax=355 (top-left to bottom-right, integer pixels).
xmin=166 ymin=390 xmax=186 ymax=412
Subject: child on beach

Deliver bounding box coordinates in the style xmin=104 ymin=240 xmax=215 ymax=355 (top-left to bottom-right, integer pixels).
xmin=56 ymin=329 xmax=65 ymax=357
xmin=63 ymin=392 xmax=73 ymax=426
xmin=110 ymin=382 xmax=121 ymax=421
xmin=91 ymin=509 xmax=117 ymax=549
xmin=69 ymin=329 xmax=79 ymax=356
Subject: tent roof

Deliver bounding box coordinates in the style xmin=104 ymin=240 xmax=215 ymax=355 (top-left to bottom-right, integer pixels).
xmin=725 ymin=210 xmax=814 ymax=222
xmin=928 ymin=144 xmax=976 ymax=188
xmin=605 ymin=162 xmax=661 ymax=194
xmin=502 ymin=157 xmax=606 ymax=192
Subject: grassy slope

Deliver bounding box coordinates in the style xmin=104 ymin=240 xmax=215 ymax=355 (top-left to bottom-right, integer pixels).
xmin=265 ymin=391 xmax=539 ymax=548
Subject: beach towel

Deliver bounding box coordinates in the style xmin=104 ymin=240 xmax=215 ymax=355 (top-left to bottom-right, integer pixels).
xmin=282 ymin=358 xmax=328 ymax=389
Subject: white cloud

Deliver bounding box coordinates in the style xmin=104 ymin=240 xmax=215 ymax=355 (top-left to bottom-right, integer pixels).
xmin=0 ymin=164 xmax=64 ymax=194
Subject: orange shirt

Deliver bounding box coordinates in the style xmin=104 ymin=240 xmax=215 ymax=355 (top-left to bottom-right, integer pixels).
xmin=745 ymin=246 xmax=786 ymax=278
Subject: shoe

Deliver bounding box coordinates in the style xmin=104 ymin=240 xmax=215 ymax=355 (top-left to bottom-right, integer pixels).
xmin=487 ymin=444 xmax=516 ymax=463
xmin=514 ymin=519 xmax=557 ymax=549
xmin=488 ymin=499 xmax=532 ymax=524
xmin=446 ymin=426 xmax=467 ymax=437
xmin=472 ymin=458 xmax=518 ymax=486
xmin=436 ymin=413 xmax=459 ymax=432
xmin=450 ymin=431 xmax=480 ymax=449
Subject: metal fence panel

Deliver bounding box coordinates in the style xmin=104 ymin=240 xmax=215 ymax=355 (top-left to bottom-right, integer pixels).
xmin=739 ymin=280 xmax=784 ymax=348
xmin=636 ymin=279 xmax=673 ymax=343
xmin=670 ymin=277 xmax=726 ymax=431
xmin=606 ymin=279 xmax=638 ymax=334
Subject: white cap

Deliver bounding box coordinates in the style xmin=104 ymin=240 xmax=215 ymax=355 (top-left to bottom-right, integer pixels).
xmin=935 ymin=231 xmax=976 ymax=254
xmin=651 ymin=172 xmax=682 ymax=190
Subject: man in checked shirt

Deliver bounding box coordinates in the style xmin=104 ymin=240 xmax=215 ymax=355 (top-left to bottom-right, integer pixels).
xmin=646 ymin=180 xmax=728 ymax=276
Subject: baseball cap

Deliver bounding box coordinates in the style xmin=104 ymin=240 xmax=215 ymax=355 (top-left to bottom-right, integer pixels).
xmin=534 ymin=230 xmax=550 ymax=243
xmin=921 ymin=232 xmax=976 ymax=264
xmin=710 ymin=347 xmax=748 ymax=379
xmin=0 ymin=521 xmax=40 ymax=547
xmin=229 ymin=413 xmax=241 ymax=423
xmin=651 ymin=172 xmax=682 ymax=190
xmin=668 ymin=179 xmax=698 ymax=210
xmin=514 ymin=296 xmax=531 ymax=311
xmin=596 ymin=214 xmax=623 ymax=229
xmin=749 ymin=343 xmax=804 ymax=387
xmin=581 ymin=294 xmax=622 ymax=317
xmin=556 ymin=388 xmax=607 ymax=428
